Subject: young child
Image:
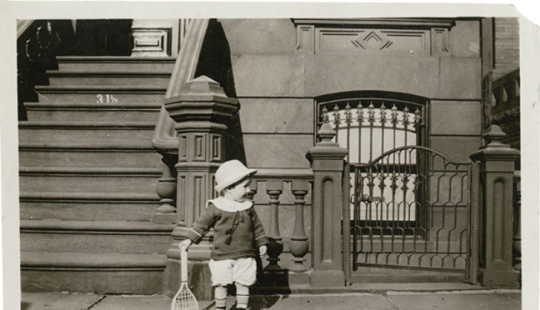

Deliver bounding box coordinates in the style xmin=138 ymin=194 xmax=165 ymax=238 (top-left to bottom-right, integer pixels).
xmin=180 ymin=159 xmax=268 ymax=310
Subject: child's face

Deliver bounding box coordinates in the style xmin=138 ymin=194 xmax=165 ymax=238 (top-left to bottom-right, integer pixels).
xmin=226 ymin=179 xmax=251 ymax=202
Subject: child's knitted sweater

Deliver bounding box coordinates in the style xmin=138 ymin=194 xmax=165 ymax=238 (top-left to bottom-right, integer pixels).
xmin=187 ymin=197 xmax=268 ymax=260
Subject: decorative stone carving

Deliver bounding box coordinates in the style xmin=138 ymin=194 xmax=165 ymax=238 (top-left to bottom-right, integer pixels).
xmin=131 ymin=28 xmax=172 ymax=57
xmin=293 ymin=18 xmax=454 ymax=56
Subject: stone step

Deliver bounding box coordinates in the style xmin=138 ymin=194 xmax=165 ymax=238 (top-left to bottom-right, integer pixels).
xmin=18 ymin=145 xmax=162 ymax=169
xmin=24 ymin=102 xmax=161 ymax=122
xmin=47 ymin=71 xmax=171 ymax=87
xmin=20 ymin=192 xmax=161 ymax=222
xmin=19 ymin=167 xmax=161 ymax=194
xmin=21 ymin=251 xmax=167 ymax=294
xmin=18 ymin=121 xmax=155 ymax=148
xmin=20 ymin=220 xmax=174 ymax=254
xmin=34 ymin=85 xmax=166 ymax=105
xmin=56 ymin=56 xmax=176 ymax=73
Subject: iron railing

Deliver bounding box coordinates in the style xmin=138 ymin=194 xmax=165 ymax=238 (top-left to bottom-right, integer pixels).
xmin=352 ymin=146 xmax=474 ymax=271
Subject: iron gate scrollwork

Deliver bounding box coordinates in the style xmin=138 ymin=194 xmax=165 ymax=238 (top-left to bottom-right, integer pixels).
xmin=352 ymin=146 xmax=478 ymax=272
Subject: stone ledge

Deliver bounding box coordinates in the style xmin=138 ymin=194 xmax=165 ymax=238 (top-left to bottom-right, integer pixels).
xmin=35 ymin=85 xmax=167 ymax=93
xmin=19 ymin=166 xmax=162 ymax=175
xmin=20 ymin=219 xmax=175 ymax=233
xmin=21 ymin=251 xmax=167 ymax=270
xmin=18 ymin=120 xmax=157 ymax=129
xmin=20 ymin=191 xmax=159 ymax=202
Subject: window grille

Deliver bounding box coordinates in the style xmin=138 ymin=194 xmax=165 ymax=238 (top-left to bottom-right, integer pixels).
xmin=317 ymin=93 xmax=428 ymax=224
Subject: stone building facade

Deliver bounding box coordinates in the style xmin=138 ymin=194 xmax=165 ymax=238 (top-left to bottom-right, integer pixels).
xmin=18 ymin=17 xmax=521 ymax=298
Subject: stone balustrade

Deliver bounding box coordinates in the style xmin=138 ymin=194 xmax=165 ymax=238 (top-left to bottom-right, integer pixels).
xmin=490 ymin=69 xmax=520 ymax=149
xmin=247 ymin=170 xmax=313 ymax=275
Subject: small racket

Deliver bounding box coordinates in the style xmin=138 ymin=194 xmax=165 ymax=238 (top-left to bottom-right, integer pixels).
xmin=171 ymin=243 xmax=199 ymax=310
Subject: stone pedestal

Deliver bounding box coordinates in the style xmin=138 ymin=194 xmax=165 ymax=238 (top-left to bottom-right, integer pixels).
xmin=306 ymin=122 xmax=348 ymax=287
xmin=162 ymin=76 xmax=238 ymax=299
xmin=470 ymin=125 xmax=520 ymax=287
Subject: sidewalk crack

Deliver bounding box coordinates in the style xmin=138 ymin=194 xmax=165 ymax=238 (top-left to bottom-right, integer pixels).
xmin=383 ymin=294 xmax=404 ymax=310
xmin=87 ymin=295 xmax=108 ymax=309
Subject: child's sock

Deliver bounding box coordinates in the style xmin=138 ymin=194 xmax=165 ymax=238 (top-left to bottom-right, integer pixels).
xmin=215 ymin=285 xmax=227 ymax=310
xmin=235 ymin=283 xmax=249 ymax=310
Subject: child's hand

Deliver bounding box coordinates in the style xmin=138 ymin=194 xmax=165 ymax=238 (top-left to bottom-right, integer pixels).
xmin=259 ymin=245 xmax=267 ymax=256
xmin=179 ymin=239 xmax=192 ymax=250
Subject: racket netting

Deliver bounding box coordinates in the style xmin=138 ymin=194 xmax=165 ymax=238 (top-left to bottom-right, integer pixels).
xmin=171 ymin=243 xmax=199 ymax=310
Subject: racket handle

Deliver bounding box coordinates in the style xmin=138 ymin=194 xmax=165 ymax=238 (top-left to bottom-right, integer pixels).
xmin=180 ymin=243 xmax=188 ymax=283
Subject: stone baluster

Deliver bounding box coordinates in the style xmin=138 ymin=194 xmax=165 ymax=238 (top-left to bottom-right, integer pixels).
xmin=289 ymin=180 xmax=310 ymax=272
xmin=513 ymin=171 xmax=521 ymax=273
xmin=246 ymin=179 xmax=258 ymax=201
xmin=153 ymin=153 xmax=177 ymax=224
xmin=470 ymin=125 xmax=520 ymax=287
xmin=265 ymin=180 xmax=284 ymax=272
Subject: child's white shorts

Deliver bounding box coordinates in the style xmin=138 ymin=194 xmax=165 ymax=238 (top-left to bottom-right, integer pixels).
xmin=209 ymin=257 xmax=257 ymax=287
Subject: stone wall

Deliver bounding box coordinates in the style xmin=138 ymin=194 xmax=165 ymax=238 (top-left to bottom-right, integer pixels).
xmin=219 ymin=18 xmax=483 ymax=169
xmin=212 ymin=19 xmax=485 ymax=271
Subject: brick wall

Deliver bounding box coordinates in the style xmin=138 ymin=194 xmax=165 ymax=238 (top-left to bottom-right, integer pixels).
xmin=491 ymin=18 xmax=520 ymax=151
xmin=493 ymin=18 xmax=519 ymax=80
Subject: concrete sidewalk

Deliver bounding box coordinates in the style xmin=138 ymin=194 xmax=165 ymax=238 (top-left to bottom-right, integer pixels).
xmin=21 ymin=289 xmax=521 ymax=310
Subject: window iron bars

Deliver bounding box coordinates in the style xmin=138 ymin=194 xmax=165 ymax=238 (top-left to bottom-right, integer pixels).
xmin=319 ymin=99 xmax=424 ymax=165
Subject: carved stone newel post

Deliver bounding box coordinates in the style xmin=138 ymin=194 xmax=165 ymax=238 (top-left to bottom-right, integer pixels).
xmin=306 ymin=122 xmax=348 ymax=287
xmin=470 ymin=125 xmax=520 ymax=287
xmin=162 ymin=76 xmax=239 ymax=299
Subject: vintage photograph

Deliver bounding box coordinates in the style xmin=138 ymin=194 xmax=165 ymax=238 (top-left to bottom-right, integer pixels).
xmin=3 ymin=3 xmax=538 ymax=309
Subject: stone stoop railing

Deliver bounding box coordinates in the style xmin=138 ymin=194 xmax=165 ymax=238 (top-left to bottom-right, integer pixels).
xmin=151 ymin=19 xmax=210 ymax=225
xmin=17 ymin=20 xmax=77 ymax=121
xmin=489 ymin=69 xmax=520 ymax=150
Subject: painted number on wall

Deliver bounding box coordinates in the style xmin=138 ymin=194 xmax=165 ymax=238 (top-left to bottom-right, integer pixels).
xmin=96 ymin=94 xmax=119 ymax=104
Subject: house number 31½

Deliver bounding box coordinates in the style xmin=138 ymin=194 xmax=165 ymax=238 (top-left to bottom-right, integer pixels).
xmin=96 ymin=94 xmax=119 ymax=104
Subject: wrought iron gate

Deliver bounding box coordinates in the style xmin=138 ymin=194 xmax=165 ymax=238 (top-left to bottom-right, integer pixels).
xmin=351 ymin=146 xmax=479 ymax=273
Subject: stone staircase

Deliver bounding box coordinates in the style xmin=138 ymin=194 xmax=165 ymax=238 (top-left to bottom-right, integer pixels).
xmin=19 ymin=56 xmax=177 ymax=294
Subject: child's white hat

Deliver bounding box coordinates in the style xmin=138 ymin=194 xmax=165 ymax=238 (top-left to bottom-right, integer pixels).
xmin=214 ymin=160 xmax=257 ymax=192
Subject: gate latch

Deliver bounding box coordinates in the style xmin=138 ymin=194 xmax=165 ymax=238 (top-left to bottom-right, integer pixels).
xmin=360 ymin=194 xmax=372 ymax=202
